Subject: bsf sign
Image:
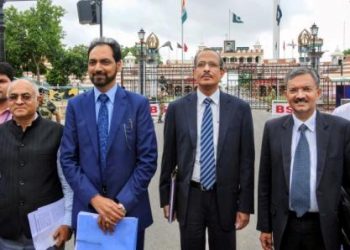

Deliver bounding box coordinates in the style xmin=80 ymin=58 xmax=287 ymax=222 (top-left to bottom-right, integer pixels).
xmin=272 ymin=100 xmax=292 ymax=115
xmin=150 ymin=103 xmax=168 ymax=117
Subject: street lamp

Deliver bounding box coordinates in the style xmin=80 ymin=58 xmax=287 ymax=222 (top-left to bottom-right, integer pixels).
xmin=310 ymin=23 xmax=318 ymax=70
xmin=138 ymin=28 xmax=145 ymax=95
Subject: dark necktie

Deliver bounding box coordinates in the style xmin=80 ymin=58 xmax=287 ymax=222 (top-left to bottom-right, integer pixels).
xmin=98 ymin=94 xmax=109 ymax=170
xmin=290 ymin=124 xmax=310 ymax=217
xmin=200 ymin=97 xmax=216 ymax=190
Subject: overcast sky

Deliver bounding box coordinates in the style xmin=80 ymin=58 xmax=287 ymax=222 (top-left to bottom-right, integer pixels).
xmin=7 ymin=0 xmax=350 ymax=62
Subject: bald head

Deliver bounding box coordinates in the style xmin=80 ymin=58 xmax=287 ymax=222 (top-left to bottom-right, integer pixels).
xmin=8 ymin=79 xmax=39 ymax=97
xmin=7 ymin=79 xmax=39 ymax=124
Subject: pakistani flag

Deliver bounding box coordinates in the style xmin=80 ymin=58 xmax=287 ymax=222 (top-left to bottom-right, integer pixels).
xmin=276 ymin=4 xmax=282 ymax=26
xmin=181 ymin=0 xmax=187 ymax=23
xmin=232 ymin=13 xmax=243 ymax=23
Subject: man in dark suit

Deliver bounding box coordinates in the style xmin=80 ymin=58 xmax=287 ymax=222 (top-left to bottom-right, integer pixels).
xmin=159 ymin=48 xmax=255 ymax=250
xmin=257 ymin=67 xmax=350 ymax=250
xmin=60 ymin=37 xmax=157 ymax=250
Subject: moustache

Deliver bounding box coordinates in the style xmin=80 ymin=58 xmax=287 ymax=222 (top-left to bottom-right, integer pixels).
xmin=294 ymin=98 xmax=307 ymax=103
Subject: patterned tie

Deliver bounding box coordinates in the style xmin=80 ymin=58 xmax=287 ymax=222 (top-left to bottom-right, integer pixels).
xmin=290 ymin=124 xmax=310 ymax=217
xmin=200 ymin=97 xmax=216 ymax=190
xmin=98 ymin=94 xmax=109 ymax=170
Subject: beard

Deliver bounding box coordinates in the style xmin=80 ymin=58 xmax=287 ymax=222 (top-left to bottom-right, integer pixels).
xmin=90 ymin=71 xmax=117 ymax=88
xmin=0 ymin=92 xmax=7 ymax=102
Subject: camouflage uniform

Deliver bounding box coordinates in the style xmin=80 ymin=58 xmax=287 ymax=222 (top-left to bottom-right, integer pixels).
xmin=38 ymin=99 xmax=57 ymax=120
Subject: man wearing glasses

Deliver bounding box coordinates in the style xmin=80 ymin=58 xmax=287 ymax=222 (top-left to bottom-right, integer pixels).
xmin=159 ymin=49 xmax=255 ymax=250
xmin=0 ymin=79 xmax=73 ymax=249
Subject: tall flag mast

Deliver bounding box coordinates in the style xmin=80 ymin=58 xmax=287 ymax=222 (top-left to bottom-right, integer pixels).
xmin=273 ymin=0 xmax=282 ymax=59
xmin=181 ymin=0 xmax=187 ymax=95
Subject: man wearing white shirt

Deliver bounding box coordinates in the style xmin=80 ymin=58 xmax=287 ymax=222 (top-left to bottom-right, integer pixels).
xmin=160 ymin=49 xmax=255 ymax=250
xmin=257 ymin=67 xmax=350 ymax=250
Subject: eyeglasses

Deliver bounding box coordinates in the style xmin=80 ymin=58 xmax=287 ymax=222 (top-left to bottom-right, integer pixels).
xmin=196 ymin=61 xmax=220 ymax=69
xmin=8 ymin=93 xmax=34 ymax=102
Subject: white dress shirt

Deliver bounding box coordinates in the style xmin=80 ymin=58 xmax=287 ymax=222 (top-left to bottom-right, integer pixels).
xmin=191 ymin=89 xmax=220 ymax=182
xmin=289 ymin=111 xmax=318 ymax=212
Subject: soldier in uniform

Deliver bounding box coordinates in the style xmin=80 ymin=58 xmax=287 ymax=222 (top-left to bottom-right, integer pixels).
xmin=38 ymin=87 xmax=61 ymax=123
xmin=158 ymin=87 xmax=167 ymax=123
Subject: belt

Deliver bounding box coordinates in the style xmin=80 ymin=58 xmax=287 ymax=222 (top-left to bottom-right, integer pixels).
xmin=289 ymin=211 xmax=319 ymax=220
xmin=190 ymin=181 xmax=216 ymax=191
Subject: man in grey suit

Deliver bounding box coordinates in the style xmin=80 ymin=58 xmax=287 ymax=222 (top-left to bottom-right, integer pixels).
xmin=257 ymin=67 xmax=350 ymax=250
xmin=159 ymin=48 xmax=255 ymax=250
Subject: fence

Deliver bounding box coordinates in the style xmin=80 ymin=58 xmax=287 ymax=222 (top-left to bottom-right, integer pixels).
xmin=121 ymin=63 xmax=349 ymax=110
xmin=46 ymin=63 xmax=349 ymax=112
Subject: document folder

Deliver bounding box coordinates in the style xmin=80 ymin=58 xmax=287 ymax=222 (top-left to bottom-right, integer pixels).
xmin=168 ymin=167 xmax=178 ymax=223
xmin=75 ymin=211 xmax=138 ymax=250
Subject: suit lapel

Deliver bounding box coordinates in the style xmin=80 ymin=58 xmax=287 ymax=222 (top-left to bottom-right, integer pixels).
xmin=185 ymin=93 xmax=197 ymax=148
xmin=106 ymin=87 xmax=127 ymax=154
xmin=282 ymin=115 xmax=294 ymax=188
xmin=316 ymin=112 xmax=329 ymax=187
xmin=217 ymin=92 xmax=232 ymax=161
xmin=83 ymin=90 xmax=99 ymax=157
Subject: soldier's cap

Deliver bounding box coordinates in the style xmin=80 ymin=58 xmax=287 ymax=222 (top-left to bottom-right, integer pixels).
xmin=38 ymin=86 xmax=49 ymax=94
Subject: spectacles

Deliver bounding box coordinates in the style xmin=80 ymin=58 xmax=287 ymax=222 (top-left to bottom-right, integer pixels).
xmin=8 ymin=93 xmax=34 ymax=102
xmin=196 ymin=61 xmax=220 ymax=68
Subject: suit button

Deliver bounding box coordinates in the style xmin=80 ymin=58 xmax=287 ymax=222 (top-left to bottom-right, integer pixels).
xmin=19 ymin=180 xmax=24 ymax=186
xmin=20 ymin=143 xmax=25 ymax=147
xmin=19 ymin=201 xmax=24 ymax=206
xmin=19 ymin=162 xmax=25 ymax=167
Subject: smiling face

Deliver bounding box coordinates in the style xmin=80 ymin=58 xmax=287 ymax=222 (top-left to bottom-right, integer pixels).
xmin=194 ymin=50 xmax=224 ymax=96
xmin=285 ymin=73 xmax=321 ymax=121
xmin=8 ymin=80 xmax=39 ymax=121
xmin=88 ymin=44 xmax=121 ymax=92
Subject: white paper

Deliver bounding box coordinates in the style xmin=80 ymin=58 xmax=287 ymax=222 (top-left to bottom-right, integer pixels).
xmin=28 ymin=198 xmax=65 ymax=250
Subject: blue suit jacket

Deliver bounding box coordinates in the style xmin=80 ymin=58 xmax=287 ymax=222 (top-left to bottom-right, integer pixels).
xmin=60 ymin=86 xmax=157 ymax=230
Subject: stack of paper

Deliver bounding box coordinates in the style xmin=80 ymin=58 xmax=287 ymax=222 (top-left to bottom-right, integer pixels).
xmin=75 ymin=211 xmax=138 ymax=250
xmin=28 ymin=198 xmax=65 ymax=250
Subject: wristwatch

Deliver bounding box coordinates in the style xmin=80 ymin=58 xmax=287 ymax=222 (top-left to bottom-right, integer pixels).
xmin=119 ymin=203 xmax=127 ymax=214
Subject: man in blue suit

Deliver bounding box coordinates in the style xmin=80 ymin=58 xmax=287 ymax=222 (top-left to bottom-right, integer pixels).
xmin=60 ymin=37 xmax=157 ymax=250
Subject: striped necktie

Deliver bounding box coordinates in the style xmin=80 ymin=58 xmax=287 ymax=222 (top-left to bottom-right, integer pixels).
xmin=200 ymin=97 xmax=216 ymax=190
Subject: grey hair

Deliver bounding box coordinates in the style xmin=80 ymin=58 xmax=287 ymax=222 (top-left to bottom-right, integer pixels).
xmin=285 ymin=67 xmax=320 ymax=87
xmin=7 ymin=79 xmax=40 ymax=97
xmin=194 ymin=48 xmax=225 ymax=70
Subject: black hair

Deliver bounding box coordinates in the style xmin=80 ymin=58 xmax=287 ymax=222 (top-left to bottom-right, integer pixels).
xmin=0 ymin=62 xmax=15 ymax=81
xmin=88 ymin=37 xmax=122 ymax=62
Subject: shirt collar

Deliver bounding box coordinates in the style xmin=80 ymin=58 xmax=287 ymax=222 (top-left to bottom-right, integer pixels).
xmin=94 ymin=83 xmax=118 ymax=104
xmin=292 ymin=110 xmax=317 ymax=132
xmin=197 ymin=88 xmax=220 ymax=105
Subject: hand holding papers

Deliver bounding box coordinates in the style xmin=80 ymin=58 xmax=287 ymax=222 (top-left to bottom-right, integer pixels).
xmin=75 ymin=211 xmax=138 ymax=250
xmin=27 ymin=198 xmax=65 ymax=250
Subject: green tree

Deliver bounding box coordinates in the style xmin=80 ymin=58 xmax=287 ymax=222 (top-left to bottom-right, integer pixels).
xmin=344 ymin=49 xmax=350 ymax=56
xmin=46 ymin=45 xmax=88 ymax=86
xmin=4 ymin=0 xmax=65 ymax=82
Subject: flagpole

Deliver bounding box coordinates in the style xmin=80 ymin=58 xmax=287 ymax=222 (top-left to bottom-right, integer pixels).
xmin=181 ymin=0 xmax=184 ymax=96
xmin=228 ymin=9 xmax=231 ymax=40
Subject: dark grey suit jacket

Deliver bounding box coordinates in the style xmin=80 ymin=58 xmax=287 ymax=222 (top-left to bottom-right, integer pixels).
xmin=159 ymin=91 xmax=255 ymax=230
xmin=257 ymin=111 xmax=350 ymax=250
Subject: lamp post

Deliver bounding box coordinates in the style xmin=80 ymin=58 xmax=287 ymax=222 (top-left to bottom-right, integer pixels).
xmin=138 ymin=28 xmax=145 ymax=95
xmin=310 ymin=23 xmax=319 ymax=71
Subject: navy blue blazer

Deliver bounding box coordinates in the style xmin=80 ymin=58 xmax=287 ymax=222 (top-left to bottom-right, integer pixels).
xmin=60 ymin=86 xmax=157 ymax=230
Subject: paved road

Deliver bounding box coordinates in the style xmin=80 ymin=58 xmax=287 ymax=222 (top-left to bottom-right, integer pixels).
xmin=67 ymin=109 xmax=272 ymax=250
